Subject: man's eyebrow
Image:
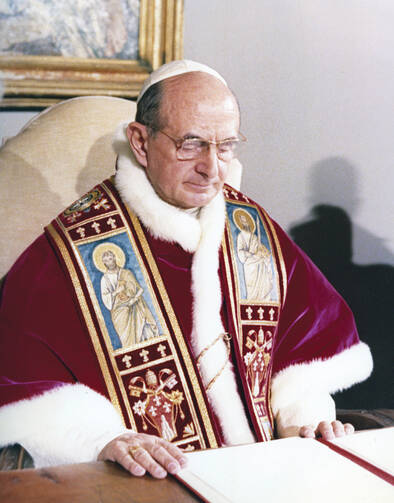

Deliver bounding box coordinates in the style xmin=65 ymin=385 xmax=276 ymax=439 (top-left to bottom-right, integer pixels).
xmin=181 ymin=133 xmax=239 ymax=141
xmin=182 ymin=133 xmax=203 ymax=140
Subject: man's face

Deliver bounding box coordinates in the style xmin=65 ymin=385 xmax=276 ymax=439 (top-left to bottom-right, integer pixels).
xmin=240 ymin=215 xmax=249 ymax=230
xmin=102 ymin=252 xmax=116 ymax=270
xmin=141 ymin=73 xmax=240 ymax=209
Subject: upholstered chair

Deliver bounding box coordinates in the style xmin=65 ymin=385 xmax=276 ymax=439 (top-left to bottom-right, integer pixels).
xmin=0 ymin=96 xmax=137 ymax=280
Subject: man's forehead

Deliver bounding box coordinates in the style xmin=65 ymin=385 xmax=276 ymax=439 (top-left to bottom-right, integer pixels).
xmin=161 ymin=73 xmax=239 ymax=119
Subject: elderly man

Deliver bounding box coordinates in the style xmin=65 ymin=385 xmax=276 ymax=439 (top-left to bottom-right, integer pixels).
xmin=0 ymin=61 xmax=372 ymax=479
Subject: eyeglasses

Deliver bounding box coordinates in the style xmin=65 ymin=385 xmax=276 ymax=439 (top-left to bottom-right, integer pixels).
xmin=154 ymin=129 xmax=247 ymax=161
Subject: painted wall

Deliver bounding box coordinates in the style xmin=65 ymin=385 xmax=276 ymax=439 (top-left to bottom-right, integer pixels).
xmin=0 ymin=111 xmax=38 ymax=145
xmin=184 ymin=0 xmax=394 ymax=268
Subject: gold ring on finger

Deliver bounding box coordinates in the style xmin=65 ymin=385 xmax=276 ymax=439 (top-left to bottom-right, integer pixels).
xmin=129 ymin=445 xmax=144 ymax=458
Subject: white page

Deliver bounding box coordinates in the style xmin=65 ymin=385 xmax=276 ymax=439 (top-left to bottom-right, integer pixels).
xmin=178 ymin=430 xmax=394 ymax=503
xmin=331 ymin=426 xmax=394 ymax=474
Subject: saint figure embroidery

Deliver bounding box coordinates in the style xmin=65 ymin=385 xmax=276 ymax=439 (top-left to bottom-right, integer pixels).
xmin=93 ymin=243 xmax=159 ymax=348
xmin=233 ymin=208 xmax=274 ymax=301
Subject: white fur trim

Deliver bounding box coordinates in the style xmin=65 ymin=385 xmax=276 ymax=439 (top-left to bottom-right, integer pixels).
xmin=190 ymin=193 xmax=255 ymax=446
xmin=275 ymin=394 xmax=336 ymax=438
xmin=0 ymin=384 xmax=129 ymax=468
xmin=271 ymin=341 xmax=373 ymax=417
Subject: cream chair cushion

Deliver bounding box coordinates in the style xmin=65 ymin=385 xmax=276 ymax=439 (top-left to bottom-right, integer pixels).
xmin=0 ymin=96 xmax=136 ymax=278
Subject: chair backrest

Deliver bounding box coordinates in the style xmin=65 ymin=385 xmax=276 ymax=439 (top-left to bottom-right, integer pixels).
xmin=0 ymin=96 xmax=136 ymax=278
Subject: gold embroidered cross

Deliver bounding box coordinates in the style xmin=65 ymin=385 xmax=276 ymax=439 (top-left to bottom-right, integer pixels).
xmin=269 ymin=308 xmax=275 ymax=321
xmin=258 ymin=307 xmax=265 ymax=320
xmin=94 ymin=198 xmax=110 ymax=210
xmin=157 ymin=344 xmax=167 ymax=358
xmin=91 ymin=221 xmax=101 ymax=234
xmin=76 ymin=227 xmax=86 ymax=238
xmin=122 ymin=354 xmax=132 ymax=368
xmin=139 ymin=349 xmax=149 ymax=362
xmin=231 ymin=190 xmax=239 ymax=200
xmin=107 ymin=217 xmax=117 ymax=229
xmin=246 ymin=306 xmax=253 ymax=320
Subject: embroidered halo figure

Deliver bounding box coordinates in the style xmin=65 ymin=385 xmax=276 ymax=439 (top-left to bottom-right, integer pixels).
xmin=93 ymin=242 xmax=159 ymax=347
xmin=233 ymin=208 xmax=274 ymax=301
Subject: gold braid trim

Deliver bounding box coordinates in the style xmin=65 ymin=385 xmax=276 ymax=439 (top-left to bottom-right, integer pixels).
xmin=196 ymin=333 xmax=232 ymax=391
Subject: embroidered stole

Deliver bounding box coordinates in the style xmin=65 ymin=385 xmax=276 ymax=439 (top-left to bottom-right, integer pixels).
xmin=46 ymin=179 xmax=286 ymax=450
xmin=221 ymin=188 xmax=287 ymax=441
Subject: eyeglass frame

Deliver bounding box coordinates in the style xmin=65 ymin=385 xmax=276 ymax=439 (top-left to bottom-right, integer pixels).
xmin=147 ymin=127 xmax=247 ymax=161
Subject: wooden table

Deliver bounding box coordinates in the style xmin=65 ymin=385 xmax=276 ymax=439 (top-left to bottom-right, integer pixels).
xmin=0 ymin=461 xmax=201 ymax=503
xmin=2 ymin=411 xmax=393 ymax=502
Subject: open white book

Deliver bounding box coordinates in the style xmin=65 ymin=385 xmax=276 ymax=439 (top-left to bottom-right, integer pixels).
xmin=176 ymin=427 xmax=394 ymax=503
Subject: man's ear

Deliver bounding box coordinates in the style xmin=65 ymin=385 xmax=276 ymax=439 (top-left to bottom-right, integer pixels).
xmin=126 ymin=122 xmax=149 ymax=168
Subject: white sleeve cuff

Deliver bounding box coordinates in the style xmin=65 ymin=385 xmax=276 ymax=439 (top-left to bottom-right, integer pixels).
xmin=271 ymin=342 xmax=372 ymax=438
xmin=271 ymin=342 xmax=373 ymax=415
xmin=274 ymin=393 xmax=336 ymax=438
xmin=0 ymin=383 xmax=130 ymax=467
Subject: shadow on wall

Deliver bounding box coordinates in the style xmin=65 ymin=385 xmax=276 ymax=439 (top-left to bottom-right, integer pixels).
xmin=290 ymin=158 xmax=394 ymax=410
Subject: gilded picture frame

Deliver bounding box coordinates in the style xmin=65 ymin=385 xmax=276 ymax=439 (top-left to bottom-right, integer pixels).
xmin=0 ymin=0 xmax=184 ymax=108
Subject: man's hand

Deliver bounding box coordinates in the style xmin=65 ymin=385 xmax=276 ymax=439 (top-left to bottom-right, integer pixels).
xmin=299 ymin=420 xmax=355 ymax=440
xmin=98 ymin=431 xmax=188 ymax=478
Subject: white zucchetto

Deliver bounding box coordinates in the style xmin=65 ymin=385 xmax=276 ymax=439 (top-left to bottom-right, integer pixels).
xmin=137 ymin=59 xmax=228 ymax=103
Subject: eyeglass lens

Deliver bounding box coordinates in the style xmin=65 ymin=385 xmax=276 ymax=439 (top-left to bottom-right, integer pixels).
xmin=177 ymin=139 xmax=241 ymax=161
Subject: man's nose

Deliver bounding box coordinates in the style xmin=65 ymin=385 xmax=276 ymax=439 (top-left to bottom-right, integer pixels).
xmin=195 ymin=145 xmax=219 ymax=177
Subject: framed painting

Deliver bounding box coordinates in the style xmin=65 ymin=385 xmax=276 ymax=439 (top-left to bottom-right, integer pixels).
xmin=0 ymin=0 xmax=184 ymax=108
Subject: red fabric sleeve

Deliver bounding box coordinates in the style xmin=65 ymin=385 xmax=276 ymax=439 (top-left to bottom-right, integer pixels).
xmin=0 ymin=234 xmax=108 ymax=407
xmin=270 ymin=220 xmax=360 ymax=374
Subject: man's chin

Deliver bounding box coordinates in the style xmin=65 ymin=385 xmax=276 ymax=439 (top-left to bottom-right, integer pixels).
xmin=182 ymin=190 xmax=217 ymax=209
xmin=179 ymin=183 xmax=223 ymax=208
xmin=162 ymin=186 xmax=220 ymax=209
